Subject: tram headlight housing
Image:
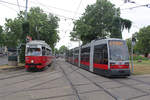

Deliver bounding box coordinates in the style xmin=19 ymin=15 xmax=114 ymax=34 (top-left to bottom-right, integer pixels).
xmin=31 ymin=60 xmax=34 ymax=63
xmin=125 ymin=62 xmax=129 ymax=66
xmin=110 ymin=62 xmax=115 ymax=66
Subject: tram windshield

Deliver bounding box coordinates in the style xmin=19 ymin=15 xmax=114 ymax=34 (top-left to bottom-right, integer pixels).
xmin=26 ymin=47 xmax=41 ymax=56
xmin=109 ymin=40 xmax=129 ymax=61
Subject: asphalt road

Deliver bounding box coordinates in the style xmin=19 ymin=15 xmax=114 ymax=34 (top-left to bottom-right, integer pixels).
xmin=0 ymin=56 xmax=8 ymax=65
xmin=0 ymin=58 xmax=150 ymax=100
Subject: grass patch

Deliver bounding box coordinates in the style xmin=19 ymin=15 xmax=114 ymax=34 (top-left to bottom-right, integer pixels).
xmin=131 ymin=60 xmax=150 ymax=75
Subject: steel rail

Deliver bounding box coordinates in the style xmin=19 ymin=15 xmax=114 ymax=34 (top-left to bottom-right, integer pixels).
xmin=63 ymin=60 xmax=119 ymax=100
xmin=57 ymin=61 xmax=81 ymax=100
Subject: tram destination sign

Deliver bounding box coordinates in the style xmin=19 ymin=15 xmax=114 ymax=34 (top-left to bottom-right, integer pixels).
xmin=109 ymin=41 xmax=123 ymax=46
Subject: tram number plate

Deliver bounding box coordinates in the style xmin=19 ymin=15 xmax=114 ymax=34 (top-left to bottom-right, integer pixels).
xmin=116 ymin=62 xmax=122 ymax=65
xmin=119 ymin=70 xmax=125 ymax=73
xmin=29 ymin=45 xmax=38 ymax=48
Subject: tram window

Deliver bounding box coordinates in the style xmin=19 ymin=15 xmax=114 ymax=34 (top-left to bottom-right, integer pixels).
xmin=94 ymin=44 xmax=108 ymax=64
xmin=74 ymin=50 xmax=79 ymax=61
xmin=42 ymin=47 xmax=46 ymax=56
xmin=27 ymin=48 xmax=41 ymax=56
xmin=46 ymin=48 xmax=51 ymax=55
xmin=81 ymin=47 xmax=90 ymax=62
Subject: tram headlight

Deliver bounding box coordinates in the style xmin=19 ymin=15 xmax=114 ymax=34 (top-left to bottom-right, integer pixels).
xmin=125 ymin=62 xmax=129 ymax=66
xmin=31 ymin=60 xmax=34 ymax=63
xmin=110 ymin=62 xmax=115 ymax=66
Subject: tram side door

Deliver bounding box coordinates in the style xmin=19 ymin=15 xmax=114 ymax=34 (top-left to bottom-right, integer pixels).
xmin=90 ymin=41 xmax=94 ymax=72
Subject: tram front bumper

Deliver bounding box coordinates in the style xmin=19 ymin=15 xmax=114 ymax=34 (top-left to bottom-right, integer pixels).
xmin=110 ymin=69 xmax=131 ymax=76
xmin=25 ymin=63 xmax=43 ymax=69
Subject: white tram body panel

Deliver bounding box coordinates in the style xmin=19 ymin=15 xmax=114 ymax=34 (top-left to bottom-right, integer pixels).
xmin=66 ymin=38 xmax=130 ymax=77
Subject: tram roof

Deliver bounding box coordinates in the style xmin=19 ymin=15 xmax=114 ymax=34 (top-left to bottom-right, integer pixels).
xmin=82 ymin=38 xmax=125 ymax=48
xmin=68 ymin=38 xmax=125 ymax=50
xmin=26 ymin=40 xmax=51 ymax=50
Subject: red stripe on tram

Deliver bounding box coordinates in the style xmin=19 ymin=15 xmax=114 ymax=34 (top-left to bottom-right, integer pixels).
xmin=110 ymin=65 xmax=129 ymax=69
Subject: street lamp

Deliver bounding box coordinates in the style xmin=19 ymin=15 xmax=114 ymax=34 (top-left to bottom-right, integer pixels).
xmin=131 ymin=35 xmax=136 ymax=73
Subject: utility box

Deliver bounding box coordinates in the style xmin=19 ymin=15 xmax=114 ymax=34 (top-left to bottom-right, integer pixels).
xmin=8 ymin=56 xmax=18 ymax=66
xmin=8 ymin=48 xmax=18 ymax=66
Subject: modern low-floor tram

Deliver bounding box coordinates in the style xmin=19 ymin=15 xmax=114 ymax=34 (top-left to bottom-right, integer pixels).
xmin=66 ymin=38 xmax=130 ymax=77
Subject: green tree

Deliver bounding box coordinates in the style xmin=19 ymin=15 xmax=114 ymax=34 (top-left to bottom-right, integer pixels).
xmin=59 ymin=45 xmax=68 ymax=54
xmin=4 ymin=18 xmax=23 ymax=48
xmin=0 ymin=26 xmax=8 ymax=46
xmin=0 ymin=25 xmax=3 ymax=45
xmin=54 ymin=48 xmax=59 ymax=54
xmin=136 ymin=25 xmax=150 ymax=57
xmin=4 ymin=7 xmax=59 ymax=48
xmin=71 ymin=0 xmax=131 ymax=44
xmin=4 ymin=7 xmax=60 ymax=62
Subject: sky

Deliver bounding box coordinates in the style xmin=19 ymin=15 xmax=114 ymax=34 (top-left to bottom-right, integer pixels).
xmin=0 ymin=0 xmax=150 ymax=49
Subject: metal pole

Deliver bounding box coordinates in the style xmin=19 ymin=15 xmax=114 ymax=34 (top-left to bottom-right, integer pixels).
xmin=131 ymin=38 xmax=134 ymax=73
xmin=54 ymin=44 xmax=56 ymax=61
xmin=25 ymin=0 xmax=28 ymax=20
xmin=78 ymin=40 xmax=81 ymax=67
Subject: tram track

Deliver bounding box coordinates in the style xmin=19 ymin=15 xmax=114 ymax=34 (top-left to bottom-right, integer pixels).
xmin=0 ymin=72 xmax=30 ymax=81
xmin=0 ymin=62 xmax=60 ymax=85
xmin=0 ymin=69 xmax=25 ymax=76
xmin=113 ymin=79 xmax=150 ymax=100
xmin=75 ymin=66 xmax=150 ymax=100
xmin=1 ymin=61 xmax=82 ymax=99
xmin=113 ymin=79 xmax=149 ymax=94
xmin=74 ymin=68 xmax=119 ymax=100
xmin=0 ymin=63 xmax=63 ymax=97
xmin=0 ymin=61 xmax=82 ymax=99
xmin=128 ymin=77 xmax=150 ymax=86
xmin=60 ymin=61 xmax=119 ymax=100
xmin=0 ymin=73 xmax=63 ymax=98
xmin=114 ymin=77 xmax=150 ymax=100
xmin=2 ymin=59 xmax=150 ymax=100
xmin=57 ymin=61 xmax=81 ymax=100
xmin=2 ymin=71 xmax=60 ymax=88
xmin=64 ymin=60 xmax=150 ymax=100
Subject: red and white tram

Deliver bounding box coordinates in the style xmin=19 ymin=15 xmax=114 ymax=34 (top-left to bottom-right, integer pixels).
xmin=66 ymin=38 xmax=130 ymax=77
xmin=25 ymin=40 xmax=53 ymax=70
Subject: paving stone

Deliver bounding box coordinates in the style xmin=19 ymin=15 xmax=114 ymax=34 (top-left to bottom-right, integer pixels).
xmin=75 ymin=83 xmax=101 ymax=93
xmin=133 ymin=84 xmax=150 ymax=93
xmin=77 ymin=68 xmax=99 ymax=78
xmin=107 ymin=86 xmax=146 ymax=100
xmin=118 ymin=79 xmax=141 ymax=85
xmin=1 ymin=59 xmax=150 ymax=100
xmin=97 ymin=81 xmax=124 ymax=89
xmin=68 ymin=73 xmax=91 ymax=85
xmin=90 ymin=76 xmax=112 ymax=83
xmin=131 ymin=75 xmax=150 ymax=78
xmin=31 ymin=77 xmax=70 ymax=90
xmin=43 ymin=95 xmax=77 ymax=100
xmin=28 ymin=86 xmax=73 ymax=99
xmin=0 ymin=91 xmax=31 ymax=100
xmin=135 ymin=77 xmax=150 ymax=83
xmin=131 ymin=95 xmax=150 ymax=100
xmin=79 ymin=91 xmax=115 ymax=100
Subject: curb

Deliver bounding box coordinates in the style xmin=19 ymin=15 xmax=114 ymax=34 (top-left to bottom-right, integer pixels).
xmin=0 ymin=64 xmax=25 ymax=70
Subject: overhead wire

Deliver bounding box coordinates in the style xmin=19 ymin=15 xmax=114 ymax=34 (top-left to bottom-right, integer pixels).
xmin=16 ymin=0 xmax=21 ymax=12
xmin=121 ymin=3 xmax=150 ymax=10
xmin=73 ymin=0 xmax=83 ymax=19
xmin=31 ymin=0 xmax=82 ymax=15
xmin=0 ymin=0 xmax=80 ymax=41
xmin=0 ymin=0 xmax=25 ymax=8
xmin=0 ymin=0 xmax=77 ymax=21
xmin=0 ymin=2 xmax=18 ymax=13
